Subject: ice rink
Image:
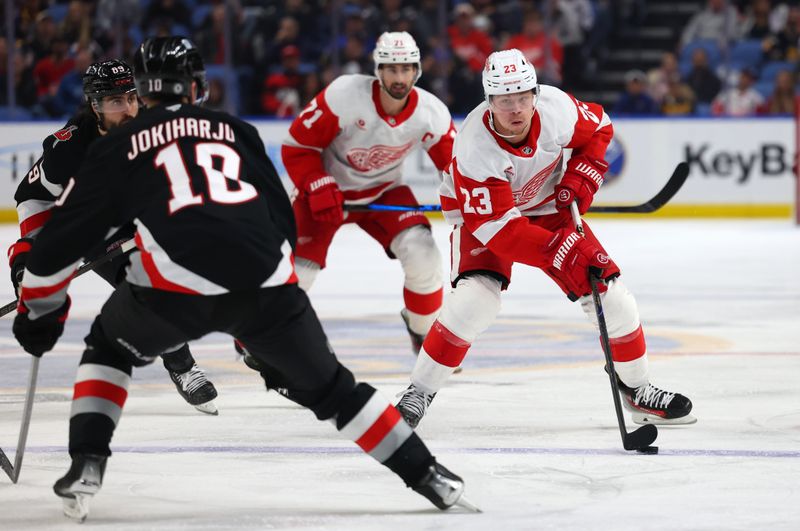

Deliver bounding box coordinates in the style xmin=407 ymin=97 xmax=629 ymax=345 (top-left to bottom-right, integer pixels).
xmin=0 ymin=218 xmax=798 ymax=530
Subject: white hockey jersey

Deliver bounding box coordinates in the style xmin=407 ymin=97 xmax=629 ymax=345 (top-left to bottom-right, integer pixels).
xmin=440 ymin=85 xmax=613 ymax=261
xmin=282 ymin=74 xmax=456 ymax=204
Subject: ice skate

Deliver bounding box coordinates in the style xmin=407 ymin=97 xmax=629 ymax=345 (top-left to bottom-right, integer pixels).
xmin=53 ymin=454 xmax=107 ymax=522
xmin=169 ymin=363 xmax=219 ymax=415
xmin=412 ymin=461 xmax=481 ymax=512
xmin=396 ymin=384 xmax=436 ymax=429
xmin=618 ymin=378 xmax=696 ymax=425
xmin=401 ymin=310 xmax=461 ymax=373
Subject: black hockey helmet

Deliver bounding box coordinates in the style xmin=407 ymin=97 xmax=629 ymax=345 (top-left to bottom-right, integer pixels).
xmin=133 ymin=37 xmax=208 ymax=104
xmin=82 ymin=60 xmax=136 ymax=100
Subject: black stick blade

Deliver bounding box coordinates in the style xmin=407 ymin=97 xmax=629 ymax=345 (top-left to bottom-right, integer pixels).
xmin=623 ymin=423 xmax=659 ymax=450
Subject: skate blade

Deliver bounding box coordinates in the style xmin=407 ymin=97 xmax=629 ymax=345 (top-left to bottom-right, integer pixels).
xmin=62 ymin=494 xmax=91 ymax=522
xmin=631 ymin=412 xmax=697 ymax=426
xmin=193 ymin=400 xmax=219 ymax=415
xmin=453 ymin=493 xmax=482 ymax=513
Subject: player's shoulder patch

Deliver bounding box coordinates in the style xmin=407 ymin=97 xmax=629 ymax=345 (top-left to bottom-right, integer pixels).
xmin=51 ymin=124 xmax=79 ymax=147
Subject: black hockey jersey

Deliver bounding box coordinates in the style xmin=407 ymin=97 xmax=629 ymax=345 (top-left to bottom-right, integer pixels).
xmin=14 ymin=110 xmax=100 ymax=238
xmin=21 ymin=103 xmax=297 ymax=318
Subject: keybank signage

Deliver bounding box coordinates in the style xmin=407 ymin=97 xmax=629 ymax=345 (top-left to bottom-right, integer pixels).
xmin=683 ymin=142 xmax=792 ymax=182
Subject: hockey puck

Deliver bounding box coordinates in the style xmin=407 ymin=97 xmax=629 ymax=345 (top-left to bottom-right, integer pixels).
xmin=635 ymin=446 xmax=659 ymax=454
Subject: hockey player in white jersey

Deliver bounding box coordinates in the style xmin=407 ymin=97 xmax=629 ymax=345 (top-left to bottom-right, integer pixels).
xmin=281 ymin=31 xmax=456 ymax=354
xmin=397 ymin=49 xmax=696 ymax=428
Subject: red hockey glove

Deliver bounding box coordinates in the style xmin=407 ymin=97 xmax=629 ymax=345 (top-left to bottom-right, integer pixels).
xmin=13 ymin=297 xmax=71 ymax=357
xmin=555 ymin=156 xmax=608 ymax=214
xmin=305 ymin=176 xmax=344 ymax=224
xmin=543 ymin=229 xmax=615 ymax=301
xmin=7 ymin=238 xmax=34 ymax=294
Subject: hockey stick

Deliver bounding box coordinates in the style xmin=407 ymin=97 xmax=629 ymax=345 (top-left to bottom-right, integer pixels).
xmin=0 ymin=357 xmax=40 ymax=483
xmin=570 ymin=203 xmax=659 ymax=453
xmin=344 ymin=162 xmax=689 ymax=214
xmin=0 ymin=239 xmax=137 ymax=319
xmin=0 ymin=239 xmax=137 ymax=482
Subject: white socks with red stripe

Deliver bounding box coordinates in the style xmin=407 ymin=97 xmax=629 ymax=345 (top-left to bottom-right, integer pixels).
xmin=391 ymin=226 xmax=444 ymax=335
xmin=579 ymin=278 xmax=649 ymax=388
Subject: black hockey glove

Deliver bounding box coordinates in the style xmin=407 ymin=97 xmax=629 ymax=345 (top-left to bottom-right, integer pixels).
xmin=13 ymin=297 xmax=71 ymax=357
xmin=8 ymin=238 xmax=34 ymax=293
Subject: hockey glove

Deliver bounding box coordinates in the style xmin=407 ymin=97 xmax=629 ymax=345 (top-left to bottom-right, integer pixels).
xmin=555 ymin=156 xmax=608 ymax=214
xmin=544 ymin=229 xmax=615 ymax=301
xmin=13 ymin=297 xmax=71 ymax=357
xmin=7 ymin=238 xmax=34 ymax=294
xmin=306 ymin=176 xmax=344 ymax=224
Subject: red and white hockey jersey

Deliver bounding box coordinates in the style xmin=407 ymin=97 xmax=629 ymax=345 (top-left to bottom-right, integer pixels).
xmin=440 ymin=85 xmax=613 ymax=267
xmin=282 ymin=74 xmax=456 ymax=203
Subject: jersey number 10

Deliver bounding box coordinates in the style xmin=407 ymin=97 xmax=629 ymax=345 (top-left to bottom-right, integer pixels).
xmin=155 ymin=142 xmax=258 ymax=214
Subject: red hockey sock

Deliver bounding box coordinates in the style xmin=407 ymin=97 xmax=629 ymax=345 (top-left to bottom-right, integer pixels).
xmin=421 ymin=321 xmax=470 ymax=368
xmin=608 ymin=325 xmax=647 ymax=362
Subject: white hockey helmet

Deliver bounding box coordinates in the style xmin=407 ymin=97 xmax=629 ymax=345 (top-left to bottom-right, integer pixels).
xmin=482 ymin=48 xmax=538 ymax=98
xmin=373 ymin=31 xmax=422 ymax=82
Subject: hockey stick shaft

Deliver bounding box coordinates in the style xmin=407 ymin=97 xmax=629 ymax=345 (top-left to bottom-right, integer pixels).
xmin=0 ymin=356 xmax=40 ymax=483
xmin=344 ymin=162 xmax=689 ymax=214
xmin=0 ymin=239 xmax=137 ymax=319
xmin=570 ymin=203 xmax=657 ymax=451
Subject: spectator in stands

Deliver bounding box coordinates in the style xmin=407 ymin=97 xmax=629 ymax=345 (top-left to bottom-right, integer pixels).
xmin=765 ymin=5 xmax=800 ymax=61
xmin=661 ymin=73 xmax=696 ymax=115
xmin=195 ymin=3 xmax=244 ymax=66
xmin=51 ymin=48 xmax=94 ymax=117
xmin=761 ymin=68 xmax=796 ymax=114
xmin=613 ymin=69 xmax=660 ymax=115
xmin=264 ymin=16 xmax=304 ymax=67
xmin=548 ymin=0 xmax=593 ymax=89
xmin=505 ymin=8 xmax=563 ymax=84
xmin=685 ymin=48 xmax=723 ymax=103
xmin=647 ymin=52 xmax=680 ymax=105
xmin=260 ymin=45 xmax=303 ymax=117
xmin=14 ymin=0 xmax=48 ymax=39
xmin=680 ymin=0 xmax=742 ymax=51
xmin=27 ymin=11 xmax=57 ymax=63
xmin=95 ymin=0 xmax=141 ymax=52
xmin=0 ymin=38 xmax=38 ymax=108
xmin=741 ymin=0 xmax=779 ymax=39
xmin=141 ymin=0 xmax=191 ymax=34
xmin=340 ymin=35 xmax=370 ymax=75
xmin=712 ymin=68 xmax=765 ymax=115
xmin=33 ymin=35 xmax=74 ymax=100
xmin=448 ymin=3 xmax=494 ymax=74
xmin=60 ymin=0 xmax=93 ymax=50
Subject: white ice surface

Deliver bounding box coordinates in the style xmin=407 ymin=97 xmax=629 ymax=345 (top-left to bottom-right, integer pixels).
xmin=0 ymin=219 xmax=799 ymax=530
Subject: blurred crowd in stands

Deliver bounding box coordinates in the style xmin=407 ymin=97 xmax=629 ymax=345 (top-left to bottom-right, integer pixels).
xmin=0 ymin=0 xmax=798 ymax=120
xmin=615 ymin=0 xmax=800 ymax=117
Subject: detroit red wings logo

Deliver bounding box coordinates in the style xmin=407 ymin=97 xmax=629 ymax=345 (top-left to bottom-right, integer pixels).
xmin=511 ymin=153 xmax=563 ymax=206
xmin=346 ymin=141 xmax=413 ymax=172
xmin=51 ymin=125 xmax=78 ymax=147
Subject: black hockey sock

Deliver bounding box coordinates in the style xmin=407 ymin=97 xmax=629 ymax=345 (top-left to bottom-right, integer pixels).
xmin=69 ymin=328 xmax=133 ymax=457
xmin=160 ymin=344 xmax=195 ymax=373
xmin=335 ymin=383 xmax=433 ymax=485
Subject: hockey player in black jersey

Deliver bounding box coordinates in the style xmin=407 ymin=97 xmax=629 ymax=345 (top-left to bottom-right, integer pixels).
xmin=7 ymin=59 xmax=219 ymax=414
xmin=12 ymin=37 xmax=475 ymax=521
